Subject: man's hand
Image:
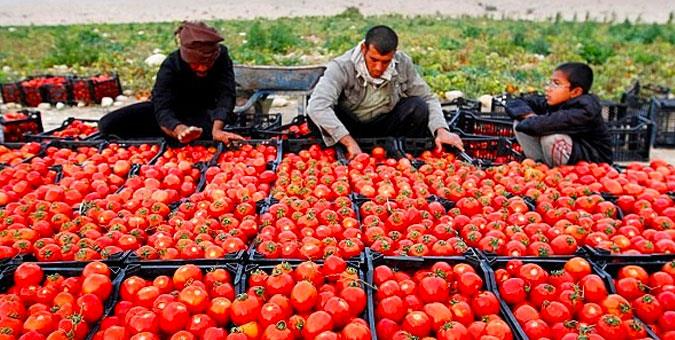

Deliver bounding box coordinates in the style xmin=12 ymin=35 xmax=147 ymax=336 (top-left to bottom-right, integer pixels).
xmin=174 ymin=124 xmax=203 ymax=144
xmin=435 ymin=128 xmax=464 ymax=152
xmin=339 ymin=135 xmax=362 ymax=160
xmin=213 ymin=130 xmax=245 ymax=144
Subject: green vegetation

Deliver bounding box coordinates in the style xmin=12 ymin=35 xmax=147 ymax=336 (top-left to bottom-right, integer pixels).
xmin=0 ymin=8 xmax=673 ymax=99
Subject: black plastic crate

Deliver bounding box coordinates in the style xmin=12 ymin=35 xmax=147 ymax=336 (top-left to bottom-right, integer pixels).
xmin=25 ymin=117 xmax=100 ymax=141
xmin=650 ymin=98 xmax=675 ymax=147
xmin=41 ymin=79 xmax=73 ymax=105
xmin=595 ymin=260 xmax=669 ymax=339
xmin=125 ymin=250 xmax=245 ymax=265
xmin=0 ymin=81 xmax=22 ymax=104
xmin=222 ymin=112 xmax=282 ymax=138
xmin=585 ymin=245 xmax=675 ymax=263
xmin=242 ymin=259 xmax=372 ymax=337
xmin=159 ymin=139 xmax=221 ymax=166
xmin=462 ymin=136 xmax=524 ymax=166
xmin=483 ymin=256 xmax=616 ymax=340
xmin=600 ymin=99 xmax=630 ymax=122
xmin=71 ymin=76 xmax=96 ymax=104
xmin=622 ymin=81 xmax=670 ymax=113
xmin=0 ymin=261 xmax=125 ymax=330
xmin=336 ymin=137 xmax=403 ymax=162
xmin=281 ymin=137 xmax=332 ymax=155
xmin=215 ymin=138 xmax=282 ymax=170
xmin=607 ymin=115 xmax=653 ymax=162
xmin=0 ymin=141 xmax=45 ymax=165
xmin=88 ymin=262 xmax=243 ymax=339
xmin=0 ymin=109 xmax=43 ymax=142
xmin=257 ymin=115 xmax=314 ymax=139
xmin=91 ymin=73 xmax=123 ymax=103
xmin=8 ymin=250 xmax=130 ymax=267
xmin=450 ymin=110 xmax=515 ymax=138
xmin=248 ymin=198 xmax=365 ymax=264
xmin=440 ymin=96 xmax=482 ymax=114
xmin=398 ymin=137 xmax=474 ymax=164
xmin=366 ymin=249 xmax=522 ymax=340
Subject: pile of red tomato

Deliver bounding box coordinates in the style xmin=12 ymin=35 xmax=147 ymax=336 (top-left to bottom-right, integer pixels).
xmin=0 ymin=137 xmax=674 ymax=339
xmin=1 ymin=112 xmax=42 ymax=143
xmin=51 ymin=120 xmax=99 ymax=139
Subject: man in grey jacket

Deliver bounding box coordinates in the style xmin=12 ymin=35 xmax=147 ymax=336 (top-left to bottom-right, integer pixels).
xmin=308 ymin=25 xmax=464 ymax=158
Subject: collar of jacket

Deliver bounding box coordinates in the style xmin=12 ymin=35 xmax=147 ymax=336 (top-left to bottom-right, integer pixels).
xmin=350 ymin=41 xmax=398 ymax=87
xmin=557 ymin=93 xmax=599 ymax=111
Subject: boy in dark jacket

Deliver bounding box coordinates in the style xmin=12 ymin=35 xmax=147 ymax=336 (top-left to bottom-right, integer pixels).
xmin=506 ymin=62 xmax=613 ymax=167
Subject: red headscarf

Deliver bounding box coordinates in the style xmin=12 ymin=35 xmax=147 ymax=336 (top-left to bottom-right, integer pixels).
xmin=175 ymin=21 xmax=224 ymax=66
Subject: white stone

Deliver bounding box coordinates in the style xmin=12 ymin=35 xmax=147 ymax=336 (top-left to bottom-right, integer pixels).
xmin=113 ymin=101 xmax=124 ymax=107
xmin=37 ymin=103 xmax=51 ymax=110
xmin=271 ymin=97 xmax=289 ymax=108
xmin=55 ymin=102 xmax=65 ymax=110
xmin=100 ymin=97 xmax=114 ymax=107
xmin=1 ymin=66 xmax=11 ymax=72
xmin=444 ymin=90 xmax=465 ymax=102
xmin=77 ymin=101 xmax=86 ymax=108
xmin=115 ymin=95 xmax=128 ymax=102
xmin=144 ymin=53 xmax=166 ymax=67
xmin=123 ymin=90 xmax=134 ymax=96
xmin=0 ymin=104 xmax=7 ymax=111
xmin=479 ymin=95 xmax=493 ymax=112
xmin=152 ymin=48 xmax=163 ymax=54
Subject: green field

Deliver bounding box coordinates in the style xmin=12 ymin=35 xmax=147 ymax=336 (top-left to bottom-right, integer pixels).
xmin=0 ymin=8 xmax=673 ymax=99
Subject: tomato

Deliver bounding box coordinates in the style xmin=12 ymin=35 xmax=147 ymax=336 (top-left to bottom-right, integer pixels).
xmin=186 ymin=314 xmax=215 ymax=338
xmin=14 ymin=263 xmax=43 ymax=288
xmin=323 ymin=297 xmax=351 ymax=327
xmin=77 ymin=293 xmax=104 ymax=323
xmin=498 ymin=278 xmax=527 ymax=305
xmin=81 ymin=273 xmax=112 ymax=301
xmin=126 ymin=309 xmax=159 ymax=334
xmin=633 ymin=294 xmax=663 ymax=323
xmin=83 ymin=262 xmax=110 ymax=277
xmin=303 ymin=311 xmax=334 ymax=339
xmin=230 ymin=293 xmax=261 ymax=325
xmin=178 ymin=285 xmax=209 ymax=313
xmin=23 ymin=311 xmax=55 ymax=335
xmin=173 ymin=264 xmax=203 ymax=290
xmin=402 ymin=311 xmax=432 ymax=337
xmin=290 ymin=280 xmax=318 ymax=313
xmin=341 ymin=322 xmax=371 ymax=340
xmin=159 ymin=301 xmax=190 ymax=334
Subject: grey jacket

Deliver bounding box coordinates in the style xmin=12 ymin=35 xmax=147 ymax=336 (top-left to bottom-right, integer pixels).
xmin=307 ymin=45 xmax=448 ymax=146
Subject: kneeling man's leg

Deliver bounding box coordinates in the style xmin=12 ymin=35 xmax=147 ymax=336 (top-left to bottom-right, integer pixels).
xmin=541 ymin=134 xmax=573 ymax=167
xmin=382 ymin=96 xmax=431 ymax=137
xmin=513 ymin=121 xmax=545 ymax=162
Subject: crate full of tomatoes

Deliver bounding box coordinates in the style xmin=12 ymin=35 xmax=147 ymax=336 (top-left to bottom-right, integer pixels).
xmin=0 ymin=110 xmax=43 ymax=142
xmin=0 ymin=75 xmax=71 ymax=106
xmin=25 ymin=117 xmax=99 ymax=141
xmin=70 ymin=73 xmax=123 ymax=105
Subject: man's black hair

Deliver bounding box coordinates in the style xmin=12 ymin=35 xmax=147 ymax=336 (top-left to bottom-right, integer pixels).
xmin=365 ymin=25 xmax=398 ymax=54
xmin=555 ymin=62 xmax=594 ymax=94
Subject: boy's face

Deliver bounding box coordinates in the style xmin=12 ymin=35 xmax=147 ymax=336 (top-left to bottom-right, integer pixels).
xmin=545 ymin=70 xmax=582 ymax=106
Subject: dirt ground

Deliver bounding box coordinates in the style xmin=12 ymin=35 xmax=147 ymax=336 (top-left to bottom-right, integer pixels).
xmin=0 ymin=0 xmax=673 ymax=26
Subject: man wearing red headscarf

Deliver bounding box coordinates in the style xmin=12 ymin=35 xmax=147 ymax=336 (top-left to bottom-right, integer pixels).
xmin=99 ymin=21 xmax=243 ymax=144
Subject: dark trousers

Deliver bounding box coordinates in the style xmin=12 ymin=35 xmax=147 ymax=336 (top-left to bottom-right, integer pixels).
xmin=98 ymin=101 xmax=213 ymax=140
xmin=309 ymin=96 xmax=432 ymax=139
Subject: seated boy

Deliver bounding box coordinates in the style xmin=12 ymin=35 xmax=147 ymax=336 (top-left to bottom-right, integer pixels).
xmin=506 ymin=62 xmax=613 ymax=167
